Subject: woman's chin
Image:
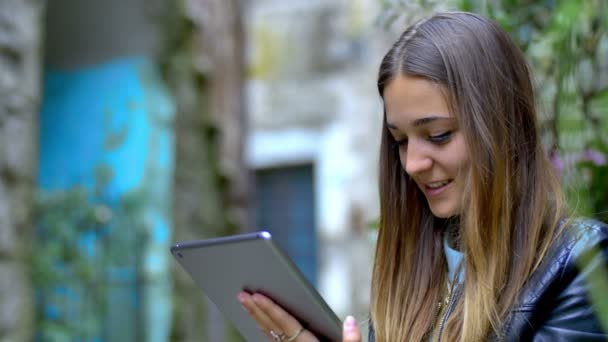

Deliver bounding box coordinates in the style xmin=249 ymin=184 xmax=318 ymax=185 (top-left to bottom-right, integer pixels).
xmin=429 ymin=205 xmax=458 ymax=219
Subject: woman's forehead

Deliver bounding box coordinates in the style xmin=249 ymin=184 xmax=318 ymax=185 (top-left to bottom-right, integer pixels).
xmin=384 ymin=75 xmax=453 ymax=128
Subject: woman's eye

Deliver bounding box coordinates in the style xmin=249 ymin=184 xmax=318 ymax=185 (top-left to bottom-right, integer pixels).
xmin=428 ymin=131 xmax=452 ymax=144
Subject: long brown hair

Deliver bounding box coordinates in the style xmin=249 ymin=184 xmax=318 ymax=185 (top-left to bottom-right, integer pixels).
xmin=372 ymin=12 xmax=566 ymax=341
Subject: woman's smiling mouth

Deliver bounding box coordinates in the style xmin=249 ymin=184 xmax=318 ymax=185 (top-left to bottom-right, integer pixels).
xmin=422 ymin=179 xmax=453 ymax=196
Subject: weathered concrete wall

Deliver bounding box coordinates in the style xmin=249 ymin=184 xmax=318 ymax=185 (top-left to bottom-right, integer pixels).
xmin=42 ymin=1 xmax=176 ymax=340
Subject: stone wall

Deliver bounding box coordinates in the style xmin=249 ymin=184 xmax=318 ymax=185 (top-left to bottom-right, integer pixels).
xmin=0 ymin=0 xmax=43 ymax=340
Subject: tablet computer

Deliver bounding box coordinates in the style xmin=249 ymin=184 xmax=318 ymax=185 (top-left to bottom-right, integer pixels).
xmin=171 ymin=231 xmax=342 ymax=341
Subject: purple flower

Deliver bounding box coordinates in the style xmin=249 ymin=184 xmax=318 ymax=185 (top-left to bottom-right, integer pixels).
xmin=550 ymin=152 xmax=565 ymax=172
xmin=583 ymin=149 xmax=607 ymax=166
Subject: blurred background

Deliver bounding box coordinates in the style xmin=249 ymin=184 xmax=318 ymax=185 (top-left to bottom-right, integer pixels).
xmin=0 ymin=0 xmax=606 ymax=341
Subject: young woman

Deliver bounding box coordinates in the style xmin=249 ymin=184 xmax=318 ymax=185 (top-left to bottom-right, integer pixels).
xmin=239 ymin=11 xmax=608 ymax=341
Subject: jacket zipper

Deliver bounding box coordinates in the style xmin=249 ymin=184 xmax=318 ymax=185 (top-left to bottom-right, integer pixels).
xmin=436 ymin=285 xmax=461 ymax=342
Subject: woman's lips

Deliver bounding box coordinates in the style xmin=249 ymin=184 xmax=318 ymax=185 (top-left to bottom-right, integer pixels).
xmin=423 ymin=179 xmax=453 ymax=197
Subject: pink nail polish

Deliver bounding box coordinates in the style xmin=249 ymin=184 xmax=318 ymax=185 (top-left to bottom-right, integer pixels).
xmin=237 ymin=293 xmax=246 ymax=303
xmin=344 ymin=316 xmax=356 ymax=330
xmin=253 ymin=294 xmax=264 ymax=304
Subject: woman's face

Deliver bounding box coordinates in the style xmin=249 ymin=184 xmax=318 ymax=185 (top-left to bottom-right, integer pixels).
xmin=384 ymin=75 xmax=470 ymax=218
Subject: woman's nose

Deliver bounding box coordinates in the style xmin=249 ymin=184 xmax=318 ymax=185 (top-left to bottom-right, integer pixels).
xmin=403 ymin=142 xmax=433 ymax=175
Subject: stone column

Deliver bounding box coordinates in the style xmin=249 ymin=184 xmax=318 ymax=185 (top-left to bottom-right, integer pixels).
xmin=0 ymin=0 xmax=44 ymax=341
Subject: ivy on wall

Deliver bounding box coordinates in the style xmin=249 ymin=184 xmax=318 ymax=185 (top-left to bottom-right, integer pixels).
xmin=32 ymin=172 xmax=147 ymax=341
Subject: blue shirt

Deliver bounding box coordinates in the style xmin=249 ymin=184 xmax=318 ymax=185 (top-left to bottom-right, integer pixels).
xmin=444 ymin=234 xmax=464 ymax=283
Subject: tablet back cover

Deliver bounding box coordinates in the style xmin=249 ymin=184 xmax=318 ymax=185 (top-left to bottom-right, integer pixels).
xmin=171 ymin=232 xmax=342 ymax=341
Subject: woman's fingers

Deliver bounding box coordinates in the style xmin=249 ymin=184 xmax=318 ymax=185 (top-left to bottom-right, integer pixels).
xmin=251 ymin=293 xmax=304 ymax=336
xmin=238 ymin=292 xmax=282 ymax=338
xmin=251 ymin=293 xmax=318 ymax=341
xmin=238 ymin=292 xmax=318 ymax=341
xmin=240 ymin=292 xmax=361 ymax=342
xmin=342 ymin=316 xmax=361 ymax=342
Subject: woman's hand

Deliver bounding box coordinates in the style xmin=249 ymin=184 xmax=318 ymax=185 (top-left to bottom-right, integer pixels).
xmin=237 ymin=292 xmax=361 ymax=342
xmin=238 ymin=292 xmax=316 ymax=341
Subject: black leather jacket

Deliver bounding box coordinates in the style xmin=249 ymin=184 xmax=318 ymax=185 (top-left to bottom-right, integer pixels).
xmin=369 ymin=218 xmax=608 ymax=341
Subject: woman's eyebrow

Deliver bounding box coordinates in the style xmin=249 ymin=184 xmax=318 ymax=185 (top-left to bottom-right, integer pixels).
xmin=411 ymin=116 xmax=453 ymax=127
xmin=387 ymin=116 xmax=453 ymax=129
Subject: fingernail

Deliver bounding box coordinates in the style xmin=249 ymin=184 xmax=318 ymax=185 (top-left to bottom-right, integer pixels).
xmin=344 ymin=316 xmax=356 ymax=330
xmin=253 ymin=293 xmax=267 ymax=304
xmin=252 ymin=295 xmax=263 ymax=305
xmin=237 ymin=293 xmax=246 ymax=303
